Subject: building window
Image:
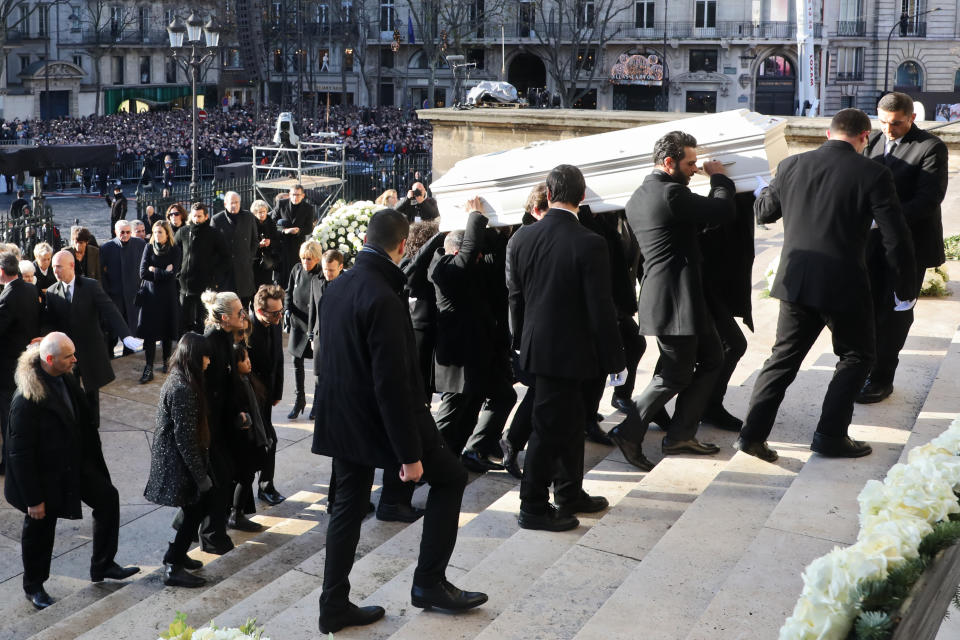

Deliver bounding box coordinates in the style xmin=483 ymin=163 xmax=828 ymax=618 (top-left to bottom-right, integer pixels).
xmin=899 ymin=0 xmax=927 ymax=36
xmin=70 ymin=5 xmax=81 ymax=31
xmin=72 ymin=54 xmax=83 ymax=69
xmin=222 ymin=48 xmax=241 ymax=68
xmin=112 ymin=55 xmax=124 ymax=84
xmin=379 ymin=0 xmax=394 ymax=31
xmin=164 ymin=9 xmax=175 ymax=26
xmin=37 ymin=4 xmax=49 ymax=36
xmin=140 ymin=55 xmax=150 ymax=83
xmin=18 ymin=5 xmax=29 ymax=35
xmin=686 ymin=90 xmax=717 ymax=112
xmin=895 ymin=60 xmax=922 ymax=90
xmin=955 ymin=69 xmax=960 ymax=92
xmin=273 ymin=49 xmax=284 ymax=72
xmin=19 ymin=55 xmax=30 ymax=72
xmin=271 ymin=1 xmax=281 ymax=21
xmin=840 ymin=96 xmax=854 ymax=108
xmin=577 ymin=48 xmax=596 ymax=71
xmin=695 ymin=0 xmax=716 ymax=28
xmin=635 ymin=1 xmax=654 ymax=28
xmin=318 ymin=48 xmax=329 ymax=70
xmin=110 ymin=6 xmax=123 ymax=39
xmin=689 ymin=49 xmax=717 ymax=72
xmin=468 ymin=48 xmax=485 ymax=70
xmin=344 ymin=48 xmax=354 ymax=70
xmin=165 ymin=58 xmax=177 ymax=83
xmin=576 ymin=0 xmax=595 ymax=28
xmin=379 ymin=47 xmax=393 ymax=68
xmin=518 ymin=0 xmax=535 ymax=37
xmin=835 ymin=47 xmax=863 ymax=81
xmin=316 ymin=4 xmax=328 ymax=24
xmin=138 ymin=6 xmax=149 ymax=38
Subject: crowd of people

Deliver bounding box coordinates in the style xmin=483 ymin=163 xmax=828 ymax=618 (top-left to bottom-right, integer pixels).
xmin=0 ymin=93 xmax=947 ymax=634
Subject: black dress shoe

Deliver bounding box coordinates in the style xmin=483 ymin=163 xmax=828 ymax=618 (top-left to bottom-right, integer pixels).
xmin=162 ymin=563 xmax=206 ymax=588
xmin=411 ymin=579 xmax=488 ymax=611
xmin=258 ymin=483 xmax=286 ymax=505
xmin=810 ymin=433 xmax=873 ymax=458
xmin=376 ymin=502 xmax=425 ymax=523
xmin=585 ymin=420 xmax=614 ymax=446
xmin=200 ymin=537 xmax=234 ymax=555
xmin=733 ymin=437 xmax=779 ymax=462
xmin=518 ymin=504 xmax=579 ymax=531
xmin=700 ymin=406 xmax=743 ymax=432
xmin=500 ymin=438 xmax=522 ymax=479
xmin=182 ymin=556 xmax=203 ymax=570
xmin=855 ymin=381 xmax=894 ymax=404
xmin=138 ymin=365 xmax=154 ymax=385
xmin=461 ymin=450 xmax=504 ymax=473
xmin=25 ymin=588 xmax=55 ymax=609
xmin=557 ymin=493 xmax=609 ymax=517
xmin=318 ymin=603 xmax=386 ymax=634
xmin=610 ymin=394 xmax=635 ymax=414
xmin=608 ymin=426 xmax=655 ymax=471
xmin=228 ymin=510 xmax=264 ymax=532
xmin=91 ymin=562 xmax=140 ymax=582
xmin=662 ymin=436 xmax=720 ymax=456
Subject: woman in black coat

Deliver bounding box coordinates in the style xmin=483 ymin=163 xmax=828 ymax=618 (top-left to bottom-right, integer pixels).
xmin=251 ymin=199 xmax=280 ymax=288
xmin=284 ymin=239 xmax=324 ymax=419
xmin=143 ymin=333 xmax=211 ymax=588
xmin=135 ymin=220 xmax=182 ymax=384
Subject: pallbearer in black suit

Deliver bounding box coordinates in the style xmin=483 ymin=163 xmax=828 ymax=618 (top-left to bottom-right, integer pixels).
xmin=736 ymin=109 xmax=918 ymax=462
xmin=857 ymin=92 xmax=949 ymax=404
xmin=506 ymin=165 xmax=625 ymax=532
xmin=613 ymin=131 xmax=735 ymax=468
xmin=312 ymin=209 xmax=486 ymax=634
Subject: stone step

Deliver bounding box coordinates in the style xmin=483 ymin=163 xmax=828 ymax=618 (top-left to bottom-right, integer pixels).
xmin=572 ymin=450 xmax=794 ymax=640
xmin=475 ymin=454 xmax=728 ymax=640
xmin=683 ymin=320 xmax=960 ymax=640
xmin=23 ymin=486 xmax=327 ymax=640
xmin=258 ymin=443 xmax=615 ymax=640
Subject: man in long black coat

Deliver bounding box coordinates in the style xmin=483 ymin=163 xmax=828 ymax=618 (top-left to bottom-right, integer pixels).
xmin=312 ymin=209 xmax=486 ymax=634
xmin=5 ymin=333 xmax=138 ymax=609
xmin=174 ymin=204 xmax=231 ymax=333
xmin=212 ymin=191 xmax=259 ymax=310
xmin=45 ymin=250 xmax=137 ymax=428
xmin=616 ymin=131 xmax=735 ymax=467
xmin=249 ymin=284 xmax=286 ymax=505
xmin=273 ymin=184 xmax=315 ymax=285
xmin=0 ymin=251 xmax=40 ymax=470
xmin=857 ymin=92 xmax=949 ymax=404
xmin=507 ymin=164 xmax=625 ymax=532
xmin=736 ymin=108 xmax=917 ymax=462
xmin=106 ymin=187 xmax=127 ymax=237
xmin=100 ymin=220 xmax=147 ymax=343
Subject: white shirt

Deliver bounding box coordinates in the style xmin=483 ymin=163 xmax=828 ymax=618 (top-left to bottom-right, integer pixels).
xmin=884 ymin=137 xmax=900 ymax=156
xmin=551 ymin=204 xmax=579 ymax=219
xmin=60 ymin=277 xmax=75 ymax=300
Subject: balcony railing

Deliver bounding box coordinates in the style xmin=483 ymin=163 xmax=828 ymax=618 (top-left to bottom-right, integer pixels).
xmin=419 ymin=20 xmax=823 ymax=41
xmin=836 ymin=20 xmax=866 ymax=36
xmin=900 ymin=21 xmax=927 ymax=37
xmin=75 ymin=27 xmax=171 ymax=46
xmin=836 ymin=70 xmax=864 ymax=81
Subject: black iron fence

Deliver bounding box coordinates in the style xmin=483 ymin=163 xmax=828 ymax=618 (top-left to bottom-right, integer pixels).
xmin=1 ymin=211 xmax=65 ymax=255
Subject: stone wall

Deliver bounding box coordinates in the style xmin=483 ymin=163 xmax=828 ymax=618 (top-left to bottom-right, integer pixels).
xmin=418 ymin=108 xmax=960 ymax=177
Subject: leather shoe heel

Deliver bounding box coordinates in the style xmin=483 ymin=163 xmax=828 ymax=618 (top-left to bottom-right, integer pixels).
xmin=661 ymin=437 xmax=720 ymax=456
xmin=608 ymin=427 xmax=655 ymax=471
xmin=411 ymin=579 xmax=488 ymax=611
xmin=461 ymin=450 xmax=504 ymax=473
xmin=287 ymin=393 xmax=306 ymax=420
xmin=518 ymin=505 xmax=579 ymax=531
xmin=585 ymin=420 xmax=614 ymax=446
xmin=162 ymin=563 xmax=206 ymax=588
xmin=25 ymin=588 xmax=55 ymax=609
xmin=228 ymin=510 xmax=264 ymax=532
xmin=182 ymin=556 xmax=203 ymax=570
xmin=557 ymin=493 xmax=609 ymax=518
xmin=258 ymin=483 xmax=286 ymax=505
xmin=91 ymin=562 xmax=140 ymax=582
xmin=733 ymin=437 xmax=779 ymax=462
xmin=376 ymin=502 xmax=425 ymax=523
xmin=318 ymin=603 xmax=386 ymax=634
xmin=500 ymin=438 xmax=522 ymax=479
xmin=811 ymin=433 xmax=872 ymax=458
xmin=855 ymin=381 xmax=893 ymax=404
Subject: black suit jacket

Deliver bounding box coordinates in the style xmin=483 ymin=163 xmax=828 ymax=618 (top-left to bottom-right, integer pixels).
xmin=249 ymin=318 xmax=284 ymax=405
xmin=45 ymin=276 xmax=128 ymax=391
xmin=0 ymin=278 xmax=40 ymax=390
xmin=507 ymin=208 xmax=624 ymax=380
xmin=626 ymin=170 xmax=736 ymax=336
xmin=211 ymin=209 xmax=259 ymax=297
xmin=864 ymin=125 xmax=948 ymax=268
xmin=174 ymin=219 xmax=231 ymax=296
xmin=311 ymin=249 xmax=438 ymax=469
xmin=756 ymin=139 xmax=917 ymax=311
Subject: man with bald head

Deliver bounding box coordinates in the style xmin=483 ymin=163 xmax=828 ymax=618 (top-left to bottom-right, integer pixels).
xmin=212 ymin=191 xmax=258 ymax=309
xmin=44 ymin=250 xmax=140 ymax=427
xmin=5 ymin=333 xmax=138 ymax=609
xmin=397 ymin=182 xmax=439 ymax=223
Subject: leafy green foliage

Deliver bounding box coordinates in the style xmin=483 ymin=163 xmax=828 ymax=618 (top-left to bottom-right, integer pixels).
xmin=853 ymin=611 xmax=894 ymax=640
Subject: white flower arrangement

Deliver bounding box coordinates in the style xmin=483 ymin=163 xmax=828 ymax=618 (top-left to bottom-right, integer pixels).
xmin=779 ymin=417 xmax=960 ymax=639
xmin=159 ymin=613 xmax=273 ymax=640
xmin=764 ymin=253 xmax=780 ymax=295
xmin=311 ymin=200 xmax=385 ymax=266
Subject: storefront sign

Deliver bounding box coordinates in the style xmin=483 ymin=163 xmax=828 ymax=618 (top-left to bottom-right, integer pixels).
xmin=610 ymin=54 xmax=664 ymax=86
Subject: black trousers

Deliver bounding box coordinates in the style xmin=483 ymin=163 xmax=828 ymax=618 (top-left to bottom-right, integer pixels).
xmin=413 ymin=327 xmax=436 ymax=403
xmin=318 ymin=445 xmax=467 ymax=615
xmin=867 ymin=244 xmax=927 ymax=386
xmin=626 ymin=327 xmax=724 ymax=443
xmin=21 ymin=462 xmax=120 ymax=593
xmin=143 ymin=339 xmax=172 ymax=368
xmin=435 ymin=392 xmax=484 ymax=456
xmin=84 ymin=388 xmax=100 ymax=430
xmin=464 ymin=383 xmax=518 ymax=456
xmin=740 ymin=300 xmax=875 ymax=444
xmin=612 ymin=316 xmax=646 ymax=400
xmin=180 ymin=293 xmax=205 ymax=335
xmin=199 ymin=443 xmax=235 ymax=548
xmin=0 ymin=386 xmax=12 ymax=465
xmin=520 ymin=375 xmax=592 ymax=513
xmin=327 ymin=463 xmax=415 ymax=510
xmin=165 ymin=497 xmax=207 ymax=564
xmin=705 ymin=289 xmax=748 ymax=410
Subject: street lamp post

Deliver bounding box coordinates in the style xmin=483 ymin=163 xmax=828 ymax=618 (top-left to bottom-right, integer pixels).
xmin=167 ymin=13 xmax=221 ymax=201
xmin=883 ymin=7 xmax=940 ymax=94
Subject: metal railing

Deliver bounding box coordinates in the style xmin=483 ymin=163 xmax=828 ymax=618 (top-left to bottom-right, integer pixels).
xmin=836 ymin=20 xmax=867 ymax=36
xmin=74 ymin=27 xmax=171 ymax=46
xmin=837 ymin=70 xmax=865 ymax=81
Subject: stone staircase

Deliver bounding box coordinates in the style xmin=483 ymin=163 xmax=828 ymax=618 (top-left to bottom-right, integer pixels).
xmin=1 ymin=232 xmax=959 ymax=639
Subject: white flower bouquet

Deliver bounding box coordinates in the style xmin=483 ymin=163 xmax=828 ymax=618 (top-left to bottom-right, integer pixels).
xmin=159 ymin=613 xmax=270 ymax=640
xmin=763 ymin=253 xmax=780 ymax=296
xmin=779 ymin=417 xmax=960 ymax=639
xmin=311 ymin=200 xmax=385 ymax=266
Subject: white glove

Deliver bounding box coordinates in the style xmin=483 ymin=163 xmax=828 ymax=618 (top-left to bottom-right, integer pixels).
xmin=753 ymin=176 xmax=769 ymax=198
xmin=893 ymin=294 xmax=916 ymax=312
xmin=608 ymin=368 xmax=628 ymax=387
xmin=870 ymin=219 xmax=878 ymax=230
xmin=122 ymin=336 xmax=144 ymax=351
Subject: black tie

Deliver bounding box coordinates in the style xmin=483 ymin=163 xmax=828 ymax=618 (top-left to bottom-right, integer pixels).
xmin=64 ymin=283 xmax=71 ymax=303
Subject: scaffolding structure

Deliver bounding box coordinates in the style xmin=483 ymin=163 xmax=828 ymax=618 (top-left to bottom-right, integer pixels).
xmin=252 ymin=136 xmax=345 ymax=213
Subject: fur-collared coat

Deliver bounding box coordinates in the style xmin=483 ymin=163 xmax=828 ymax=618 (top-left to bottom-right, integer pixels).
xmin=4 ymin=346 xmax=109 ymax=519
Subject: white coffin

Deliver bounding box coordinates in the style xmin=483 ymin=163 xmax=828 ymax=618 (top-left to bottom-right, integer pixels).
xmin=432 ymin=109 xmax=788 ymax=230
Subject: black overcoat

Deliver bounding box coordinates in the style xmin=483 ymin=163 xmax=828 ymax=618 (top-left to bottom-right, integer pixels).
xmin=0 ymin=278 xmax=40 ymax=391
xmin=100 ymin=235 xmax=146 ymax=333
xmin=285 ymin=263 xmax=323 ymax=358
xmin=254 ymin=216 xmax=281 ymax=288
xmin=136 ymin=243 xmax=182 ymax=340
xmin=174 ymin=219 xmax=231 ymax=296
xmin=211 ymin=209 xmax=259 ymax=298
